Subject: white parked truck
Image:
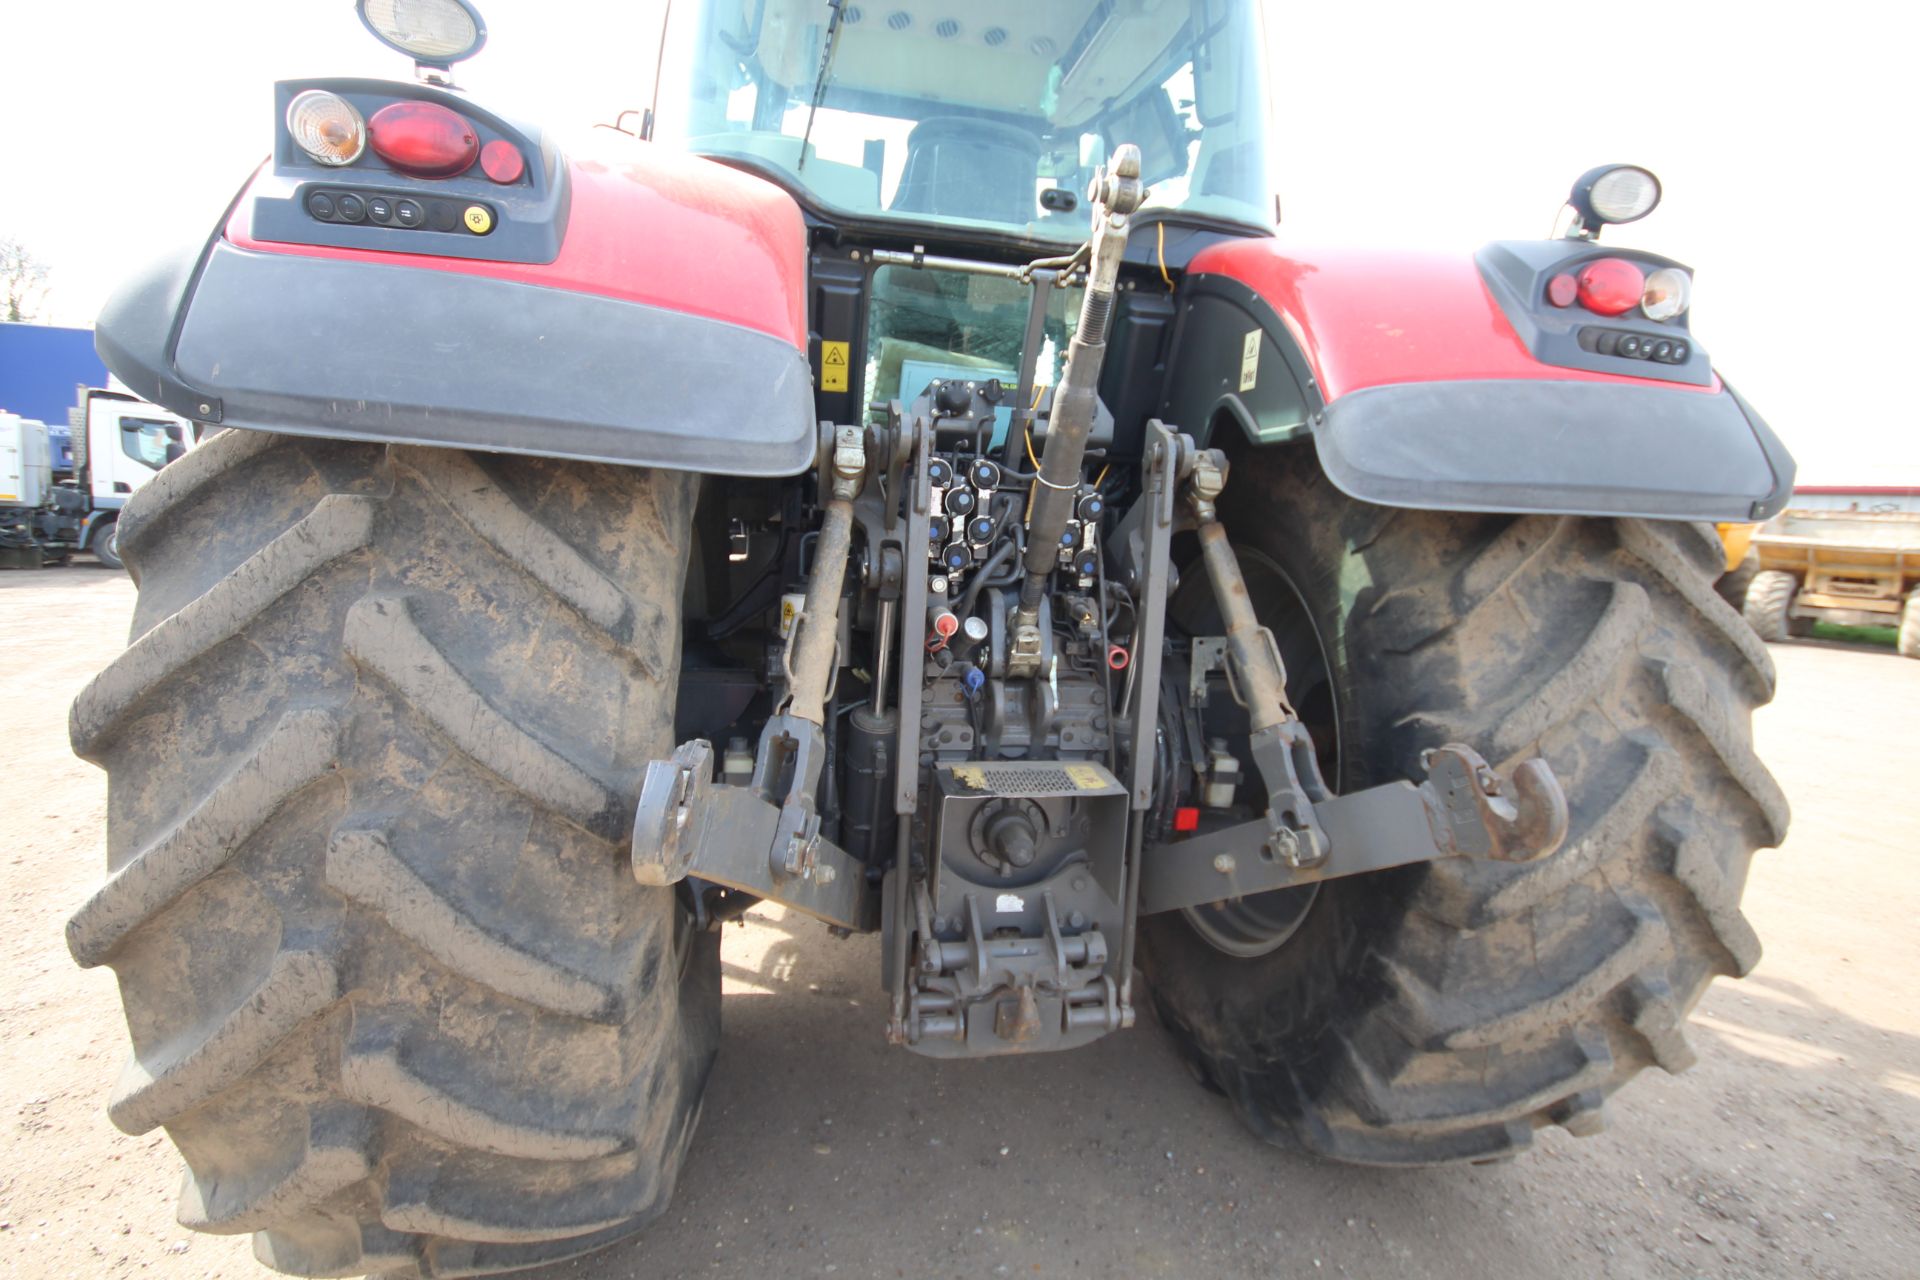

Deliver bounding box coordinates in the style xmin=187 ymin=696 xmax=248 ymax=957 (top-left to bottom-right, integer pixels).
xmin=0 ymin=385 xmax=194 ymax=569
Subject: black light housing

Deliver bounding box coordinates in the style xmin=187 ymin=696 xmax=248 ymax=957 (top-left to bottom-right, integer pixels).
xmin=1564 ymin=164 xmax=1662 ymax=239
xmin=356 ymin=0 xmax=488 ymax=70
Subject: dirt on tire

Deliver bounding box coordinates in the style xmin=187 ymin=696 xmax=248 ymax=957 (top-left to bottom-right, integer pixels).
xmin=1143 ymin=444 xmax=1785 ymax=1165
xmin=65 ymin=430 xmax=720 ymax=1278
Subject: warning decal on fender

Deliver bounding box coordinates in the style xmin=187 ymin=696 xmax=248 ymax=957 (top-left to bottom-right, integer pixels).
xmin=1239 ymin=329 xmax=1260 ymax=391
xmin=821 ymin=340 xmax=851 ymax=392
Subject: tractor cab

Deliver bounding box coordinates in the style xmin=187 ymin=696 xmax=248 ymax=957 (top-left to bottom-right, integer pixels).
xmin=653 ymin=0 xmax=1278 ymax=247
xmin=649 ymin=0 xmax=1283 ymax=457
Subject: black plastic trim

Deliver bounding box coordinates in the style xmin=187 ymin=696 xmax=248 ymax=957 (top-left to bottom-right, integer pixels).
xmin=1159 ymin=272 xmax=1322 ymax=447
xmin=104 ymin=240 xmax=814 ymax=477
xmin=91 ymin=170 xmax=259 ymax=424
xmin=1312 ymin=378 xmax=1795 ymax=521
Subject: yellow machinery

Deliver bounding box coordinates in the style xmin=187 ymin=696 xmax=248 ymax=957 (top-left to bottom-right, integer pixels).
xmin=1733 ymin=511 xmax=1920 ymax=656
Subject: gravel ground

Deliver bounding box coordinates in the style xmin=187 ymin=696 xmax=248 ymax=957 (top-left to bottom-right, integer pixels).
xmin=2 ymin=565 xmax=1916 ymax=1280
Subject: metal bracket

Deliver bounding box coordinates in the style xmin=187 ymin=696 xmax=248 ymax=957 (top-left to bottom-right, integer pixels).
xmin=1113 ymin=419 xmax=1182 ymax=1013
xmin=1188 ymin=636 xmax=1232 ymax=709
xmin=886 ymin=417 xmax=936 ymax=1040
xmin=1124 ymin=423 xmax=1181 ymax=810
xmin=631 ymin=725 xmax=868 ymax=931
xmin=1247 ymin=719 xmax=1332 ymax=868
xmin=631 ymin=739 xmax=713 ymax=886
xmin=1138 ymin=742 xmax=1569 ymax=916
xmin=908 ymin=888 xmax=1121 ymax=1051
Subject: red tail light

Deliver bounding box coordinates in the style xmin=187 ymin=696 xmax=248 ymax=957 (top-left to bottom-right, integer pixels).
xmin=368 ymin=102 xmax=479 ymax=178
xmin=1576 ymin=258 xmax=1646 ymax=316
xmin=479 ymin=138 xmax=526 ymax=184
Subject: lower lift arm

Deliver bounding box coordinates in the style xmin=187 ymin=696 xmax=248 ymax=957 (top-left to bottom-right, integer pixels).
xmin=1136 ymin=447 xmax=1572 ymax=917
xmin=629 ymin=425 xmax=873 ymax=931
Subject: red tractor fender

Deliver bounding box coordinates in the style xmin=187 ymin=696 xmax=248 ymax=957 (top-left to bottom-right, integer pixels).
xmin=1167 ymin=237 xmax=1793 ymax=522
xmin=95 ymin=81 xmax=818 ymax=478
xmin=225 ymin=142 xmax=809 ymax=349
xmin=1186 ymin=239 xmax=1714 ymax=400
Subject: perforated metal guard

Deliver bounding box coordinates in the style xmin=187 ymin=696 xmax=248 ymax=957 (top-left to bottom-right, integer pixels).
xmin=943 ymin=762 xmax=1124 ymax=798
xmin=978 ymin=765 xmax=1074 ymax=793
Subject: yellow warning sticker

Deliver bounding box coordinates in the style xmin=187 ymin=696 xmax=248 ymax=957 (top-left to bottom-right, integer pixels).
xmin=820 ymin=339 xmax=851 ymax=392
xmin=1064 ymin=764 xmax=1107 ymax=791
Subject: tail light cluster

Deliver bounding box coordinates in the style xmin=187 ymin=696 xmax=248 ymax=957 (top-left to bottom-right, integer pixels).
xmin=1545 ymin=256 xmax=1692 ymax=324
xmin=285 ymin=90 xmax=524 ymax=185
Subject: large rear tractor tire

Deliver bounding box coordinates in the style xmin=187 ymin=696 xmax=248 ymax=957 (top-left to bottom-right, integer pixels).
xmin=69 ymin=429 xmax=720 ymax=1277
xmin=1741 ymin=568 xmax=1799 ymax=642
xmin=1141 ymin=444 xmax=1786 ymax=1165
xmin=1899 ymin=590 xmax=1920 ymax=659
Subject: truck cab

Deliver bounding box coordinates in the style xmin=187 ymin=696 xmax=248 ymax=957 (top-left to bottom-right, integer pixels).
xmin=77 ymin=387 xmax=191 ymax=509
xmin=0 ymin=385 xmax=193 ymax=568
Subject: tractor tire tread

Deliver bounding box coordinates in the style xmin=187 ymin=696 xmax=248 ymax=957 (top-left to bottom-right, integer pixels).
xmin=1143 ymin=451 xmax=1782 ymax=1166
xmin=73 ymin=431 xmax=715 ymax=1277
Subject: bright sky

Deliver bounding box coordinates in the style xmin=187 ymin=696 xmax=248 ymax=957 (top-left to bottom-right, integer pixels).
xmin=0 ymin=0 xmax=1906 ymax=484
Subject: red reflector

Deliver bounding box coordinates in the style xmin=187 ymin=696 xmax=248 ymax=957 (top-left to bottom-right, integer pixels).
xmin=1174 ymin=807 xmax=1201 ymax=833
xmin=1576 ymin=258 xmax=1646 ymax=316
xmin=368 ymin=102 xmax=479 ymax=178
xmin=1546 ymin=273 xmax=1578 ymax=307
xmin=480 ymin=138 xmax=526 ymax=184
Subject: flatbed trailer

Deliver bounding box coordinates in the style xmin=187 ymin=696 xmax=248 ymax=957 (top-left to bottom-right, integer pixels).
xmin=1742 ymin=509 xmax=1920 ymax=655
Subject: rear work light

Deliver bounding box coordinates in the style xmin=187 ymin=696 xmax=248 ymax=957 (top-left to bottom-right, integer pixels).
xmin=286 ymin=90 xmax=366 ymax=166
xmin=1576 ymin=258 xmax=1646 ymax=316
xmin=1586 ymin=166 xmax=1661 ymax=225
xmin=368 ymin=101 xmax=480 ymax=177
